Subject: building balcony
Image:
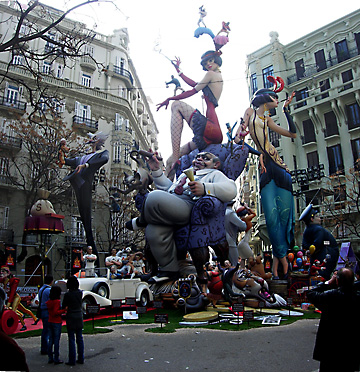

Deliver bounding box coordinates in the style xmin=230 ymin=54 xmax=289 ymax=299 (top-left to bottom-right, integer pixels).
xmin=137 ymin=101 xmax=144 ymax=115
xmin=0 ymin=95 xmax=27 ymax=113
xmin=72 ymin=115 xmax=98 ymax=133
xmin=80 ymin=55 xmax=97 ymax=71
xmin=0 ymin=134 xmax=22 ymax=151
xmin=287 ymin=47 xmax=360 ymax=85
xmin=105 ymin=63 xmax=134 ymax=87
xmin=142 ymin=116 xmax=149 ymax=126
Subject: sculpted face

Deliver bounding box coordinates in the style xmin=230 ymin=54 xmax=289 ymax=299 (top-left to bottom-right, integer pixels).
xmin=267 ymin=95 xmax=279 ymax=108
xmin=205 ymin=58 xmax=219 ymax=72
xmin=192 ymin=152 xmax=220 ymax=171
xmin=311 ymin=215 xmax=322 ymax=225
xmin=0 ymin=267 xmax=10 ymax=279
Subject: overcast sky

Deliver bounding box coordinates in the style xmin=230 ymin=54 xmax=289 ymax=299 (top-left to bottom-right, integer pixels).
xmin=41 ymin=0 xmax=359 ymax=158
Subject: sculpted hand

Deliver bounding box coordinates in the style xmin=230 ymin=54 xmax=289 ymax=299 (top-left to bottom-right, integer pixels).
xmin=75 ymin=164 xmax=86 ymax=174
xmin=156 ymin=98 xmax=170 ymax=111
xmin=147 ymin=153 xmax=161 ymax=171
xmin=171 ymin=57 xmax=181 ymax=72
xmin=188 ymin=181 xmax=205 ymax=196
xmin=284 ymin=91 xmax=295 ymax=108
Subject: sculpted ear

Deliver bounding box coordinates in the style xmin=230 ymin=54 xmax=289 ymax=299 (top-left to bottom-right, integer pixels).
xmin=213 ymin=160 xmax=221 ymax=169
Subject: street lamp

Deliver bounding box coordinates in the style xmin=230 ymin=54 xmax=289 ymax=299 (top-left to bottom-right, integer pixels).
xmin=291 ymin=164 xmax=325 ymax=186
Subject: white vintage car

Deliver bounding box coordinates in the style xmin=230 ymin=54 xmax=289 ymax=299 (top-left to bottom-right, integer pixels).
xmin=56 ymin=269 xmax=153 ymax=315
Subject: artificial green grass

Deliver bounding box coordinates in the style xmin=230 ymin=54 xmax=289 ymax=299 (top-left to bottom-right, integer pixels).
xmin=11 ymin=308 xmax=320 ymax=338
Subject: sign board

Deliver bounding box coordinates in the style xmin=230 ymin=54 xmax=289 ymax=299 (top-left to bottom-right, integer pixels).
xmin=112 ymin=300 xmax=122 ymax=308
xmin=153 ymin=301 xmax=163 ymax=309
xmin=243 ymin=310 xmax=254 ymax=322
xmin=125 ymin=297 xmax=136 ymax=306
xmin=154 ymin=313 xmax=168 ymax=324
xmin=86 ymin=304 xmax=100 ymax=315
xmin=17 ymin=286 xmax=38 ymax=294
xmin=4 ymin=245 xmax=17 ymax=270
xmin=232 ymin=303 xmax=244 ymax=313
xmin=123 ymin=311 xmax=138 ymax=320
xmin=136 ymin=306 xmax=147 ymax=314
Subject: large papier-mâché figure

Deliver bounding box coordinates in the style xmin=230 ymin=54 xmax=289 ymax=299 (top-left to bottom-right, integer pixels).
xmin=235 ymin=77 xmax=296 ymax=279
xmin=299 ymin=204 xmax=339 ymax=280
xmin=157 ymin=21 xmax=230 ymax=180
xmin=223 ymin=263 xmax=286 ymax=307
xmin=62 ymin=132 xmax=109 ymax=263
xmin=127 ymin=151 xmax=237 ymax=283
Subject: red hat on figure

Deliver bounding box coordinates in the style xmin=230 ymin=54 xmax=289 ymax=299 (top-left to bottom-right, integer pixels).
xmin=1 ymin=266 xmax=10 ymax=272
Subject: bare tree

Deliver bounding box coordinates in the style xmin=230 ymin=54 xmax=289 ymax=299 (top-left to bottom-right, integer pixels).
xmin=0 ymin=110 xmax=80 ymax=213
xmin=99 ymin=184 xmax=146 ymax=252
xmin=0 ymin=0 xmax=115 ymax=262
xmin=0 ymin=0 xmax=109 ymax=112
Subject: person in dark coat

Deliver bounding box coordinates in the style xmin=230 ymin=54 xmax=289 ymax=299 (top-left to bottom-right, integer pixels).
xmin=63 ymin=132 xmax=109 ymax=264
xmin=62 ymin=276 xmax=84 ymax=366
xmin=300 ymin=204 xmax=339 ymax=280
xmin=307 ymin=267 xmax=360 ymax=372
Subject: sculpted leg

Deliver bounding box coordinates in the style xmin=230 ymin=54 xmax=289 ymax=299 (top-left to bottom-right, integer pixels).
xmin=167 ymin=101 xmax=196 ymax=178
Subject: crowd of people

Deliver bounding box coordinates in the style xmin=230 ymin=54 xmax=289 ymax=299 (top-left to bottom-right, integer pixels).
xmin=0 ymin=273 xmax=84 ymax=369
xmin=36 ymin=275 xmax=84 ymax=365
xmin=105 ymin=247 xmax=147 ymax=279
xmin=76 ymin=245 xmax=147 ymax=280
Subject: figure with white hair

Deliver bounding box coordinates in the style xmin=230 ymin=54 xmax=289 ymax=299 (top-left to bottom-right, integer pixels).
xmin=62 ymin=132 xmax=109 ymax=263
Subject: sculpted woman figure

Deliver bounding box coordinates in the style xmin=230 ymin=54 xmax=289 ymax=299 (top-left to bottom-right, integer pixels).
xmin=157 ymin=52 xmax=224 ymax=179
xmin=235 ymin=77 xmax=296 ymax=279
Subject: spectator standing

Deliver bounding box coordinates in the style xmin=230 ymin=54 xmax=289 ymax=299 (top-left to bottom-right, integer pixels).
xmin=62 ymin=276 xmax=84 ymax=366
xmin=46 ymin=285 xmax=66 ymax=364
xmin=307 ymin=268 xmax=360 ymax=372
xmin=38 ymin=274 xmax=53 ymax=355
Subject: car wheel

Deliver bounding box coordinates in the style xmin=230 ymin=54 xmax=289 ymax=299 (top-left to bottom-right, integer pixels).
xmin=92 ymin=282 xmax=109 ymax=298
xmin=82 ymin=296 xmax=95 ymax=316
xmin=138 ymin=290 xmax=149 ymax=307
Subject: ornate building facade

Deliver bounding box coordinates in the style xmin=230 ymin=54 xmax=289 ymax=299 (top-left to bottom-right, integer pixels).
xmin=243 ymin=9 xmax=360 ymax=255
xmin=0 ymin=2 xmax=158 ymax=284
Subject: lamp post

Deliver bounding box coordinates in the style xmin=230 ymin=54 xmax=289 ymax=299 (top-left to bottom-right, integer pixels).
xmin=291 ymin=164 xmax=325 ymax=189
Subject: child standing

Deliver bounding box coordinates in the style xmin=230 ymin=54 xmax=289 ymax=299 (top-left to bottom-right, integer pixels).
xmin=46 ymin=285 xmax=66 ymax=364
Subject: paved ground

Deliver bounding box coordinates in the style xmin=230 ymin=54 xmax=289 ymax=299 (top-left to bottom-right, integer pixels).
xmin=17 ymin=319 xmax=320 ymax=372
